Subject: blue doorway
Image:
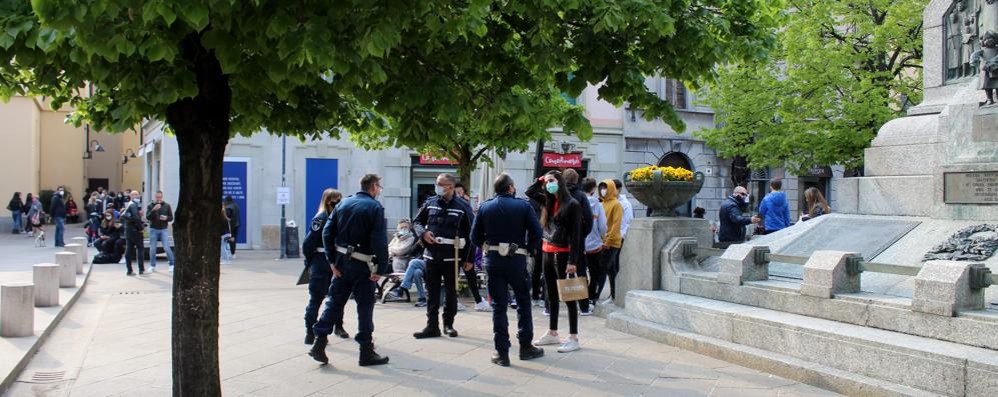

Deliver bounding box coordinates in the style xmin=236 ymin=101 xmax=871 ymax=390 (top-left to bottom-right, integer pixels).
xmin=305 ymin=158 xmax=339 ymax=225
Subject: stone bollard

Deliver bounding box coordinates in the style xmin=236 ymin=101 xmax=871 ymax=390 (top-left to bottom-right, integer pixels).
xmin=717 ymin=244 xmax=770 ymax=286
xmin=32 ymin=264 xmax=60 ymax=307
xmin=70 ymin=237 xmax=89 ymax=264
xmin=800 ymin=251 xmax=861 ymax=299
xmin=55 ymin=252 xmax=78 ymax=288
xmin=912 ymin=260 xmax=989 ymax=317
xmin=1 ymin=282 xmax=35 ymax=337
xmin=65 ymin=243 xmax=85 ymax=274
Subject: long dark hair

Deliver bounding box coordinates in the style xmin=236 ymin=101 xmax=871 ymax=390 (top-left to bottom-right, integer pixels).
xmin=540 ymin=170 xmax=572 ymax=227
xmin=10 ymin=192 xmax=20 ymax=203
xmin=25 ymin=193 xmax=33 ymax=204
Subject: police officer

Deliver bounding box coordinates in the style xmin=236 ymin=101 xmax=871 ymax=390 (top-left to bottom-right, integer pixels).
xmin=471 ymin=174 xmax=545 ymax=366
xmin=412 ymin=173 xmax=475 ymax=339
xmin=302 ymin=188 xmax=349 ymax=345
xmin=308 ymin=174 xmax=390 ymax=366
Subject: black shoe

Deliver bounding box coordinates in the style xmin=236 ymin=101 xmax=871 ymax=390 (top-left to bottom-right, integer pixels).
xmin=305 ymin=329 xmax=315 ymax=345
xmin=413 ymin=326 xmax=442 ymax=339
xmin=491 ymin=352 xmax=511 ymax=367
xmin=519 ymin=346 xmax=544 ymax=361
xmin=333 ymin=324 xmax=350 ymax=339
xmin=308 ymin=336 xmax=329 ymax=364
xmin=443 ymin=326 xmax=459 ymax=337
xmin=126 ymin=272 xmax=135 ymax=276
xmin=359 ymin=346 xmax=389 ymax=366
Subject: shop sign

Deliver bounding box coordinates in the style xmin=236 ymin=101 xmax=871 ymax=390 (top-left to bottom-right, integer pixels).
xmin=419 ymin=154 xmax=457 ymax=165
xmin=804 ymin=165 xmax=833 ymax=178
xmin=542 ymin=152 xmax=583 ymax=168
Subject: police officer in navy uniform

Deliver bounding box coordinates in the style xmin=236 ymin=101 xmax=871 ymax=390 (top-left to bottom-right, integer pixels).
xmin=309 ymin=174 xmax=390 ymax=366
xmin=302 ymin=188 xmax=349 ymax=345
xmin=471 ymin=174 xmax=546 ymax=366
xmin=412 ymin=173 xmax=476 ymax=339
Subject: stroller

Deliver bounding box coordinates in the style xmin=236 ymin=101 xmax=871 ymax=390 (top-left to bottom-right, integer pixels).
xmin=85 ymin=212 xmax=101 ymax=247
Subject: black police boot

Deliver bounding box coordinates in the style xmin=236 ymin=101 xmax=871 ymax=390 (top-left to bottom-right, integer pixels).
xmin=519 ymin=345 xmax=544 ymax=361
xmin=305 ymin=329 xmax=315 ymax=345
xmin=333 ymin=322 xmax=350 ymax=339
xmin=413 ymin=325 xmax=442 ymax=339
xmin=491 ymin=351 xmax=511 ymax=367
xmin=359 ymin=345 xmax=389 ymax=366
xmin=443 ymin=325 xmax=459 ymax=337
xmin=308 ymin=335 xmax=329 ymax=364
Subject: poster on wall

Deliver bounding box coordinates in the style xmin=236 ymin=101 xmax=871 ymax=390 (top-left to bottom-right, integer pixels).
xmin=305 ymin=158 xmax=339 ymax=226
xmin=222 ymin=159 xmax=248 ymax=245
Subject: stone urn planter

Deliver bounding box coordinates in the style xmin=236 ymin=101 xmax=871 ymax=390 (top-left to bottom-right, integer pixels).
xmin=624 ymin=170 xmax=705 ymax=217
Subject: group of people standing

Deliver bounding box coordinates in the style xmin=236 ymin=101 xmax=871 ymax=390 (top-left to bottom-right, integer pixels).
xmin=7 ymin=187 xmax=74 ymax=247
xmin=299 ymin=170 xmax=635 ymax=368
xmin=716 ymin=178 xmax=831 ymax=248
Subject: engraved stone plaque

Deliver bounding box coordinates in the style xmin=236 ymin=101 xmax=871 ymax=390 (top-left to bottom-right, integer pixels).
xmin=945 ymin=171 xmax=998 ymax=204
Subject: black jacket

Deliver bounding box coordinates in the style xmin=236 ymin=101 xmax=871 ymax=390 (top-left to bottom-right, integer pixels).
xmin=718 ymin=196 xmax=753 ymax=243
xmin=49 ymin=194 xmax=66 ymax=218
xmin=526 ymin=179 xmax=584 ymax=266
xmin=121 ymin=201 xmax=144 ymax=235
xmin=412 ymin=194 xmax=476 ymax=264
xmin=7 ymin=197 xmax=22 ymax=212
xmin=567 ymin=183 xmax=594 ymax=239
xmin=322 ymin=192 xmax=391 ymax=275
xmin=145 ymin=201 xmax=174 ymax=230
xmin=225 ymin=203 xmax=240 ymax=229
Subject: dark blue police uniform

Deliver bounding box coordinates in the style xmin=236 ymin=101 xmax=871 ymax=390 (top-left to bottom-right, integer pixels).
xmin=412 ymin=194 xmax=475 ymax=333
xmin=313 ymin=191 xmax=390 ymax=349
xmin=470 ymin=192 xmax=542 ymax=355
xmin=302 ymin=212 xmax=333 ymax=334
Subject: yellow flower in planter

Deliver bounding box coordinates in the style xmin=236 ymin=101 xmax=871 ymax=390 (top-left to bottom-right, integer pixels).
xmin=627 ymin=165 xmax=694 ymax=182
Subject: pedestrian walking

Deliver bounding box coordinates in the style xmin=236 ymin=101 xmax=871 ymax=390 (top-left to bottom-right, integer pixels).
xmin=27 ymin=194 xmax=44 ymax=242
xmin=7 ymin=192 xmax=23 ymax=234
xmin=527 ymin=170 xmax=585 ymax=353
xmin=121 ymin=191 xmax=146 ymax=275
xmin=50 ymin=186 xmax=67 ymax=247
xmin=412 ymin=173 xmax=476 ymax=339
xmin=470 ymin=174 xmax=545 ymax=366
xmin=22 ymin=193 xmax=33 ymax=235
xmin=309 ymin=174 xmax=390 ymax=366
xmin=146 ymin=191 xmax=176 ymax=273
xmin=220 ymin=205 xmax=232 ymax=265
xmin=302 ymin=188 xmax=349 ymax=345
xmin=224 ymin=196 xmax=240 ymax=257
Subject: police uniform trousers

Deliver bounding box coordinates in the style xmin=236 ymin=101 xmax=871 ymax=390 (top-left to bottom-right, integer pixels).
xmin=424 ymin=259 xmax=458 ymax=329
xmin=304 ymin=254 xmax=336 ymax=332
xmin=486 ymin=258 xmax=534 ymax=354
xmin=313 ymin=257 xmax=376 ymax=347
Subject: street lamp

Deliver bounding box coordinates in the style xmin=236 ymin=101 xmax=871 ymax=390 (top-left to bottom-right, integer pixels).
xmin=122 ymin=148 xmax=136 ymax=164
xmin=83 ymin=139 xmax=105 ymax=159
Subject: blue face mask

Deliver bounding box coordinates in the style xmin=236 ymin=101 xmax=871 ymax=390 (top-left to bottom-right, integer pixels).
xmin=434 ymin=185 xmax=445 ymax=196
xmin=545 ymin=182 xmax=559 ymax=194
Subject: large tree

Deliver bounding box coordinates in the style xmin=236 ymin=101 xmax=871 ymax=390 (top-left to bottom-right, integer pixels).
xmin=698 ymin=0 xmax=925 ymax=174
xmin=1 ymin=0 xmax=779 ymax=394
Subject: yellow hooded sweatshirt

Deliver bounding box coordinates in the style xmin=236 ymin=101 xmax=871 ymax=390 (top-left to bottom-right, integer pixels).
xmin=600 ymin=179 xmax=623 ymax=248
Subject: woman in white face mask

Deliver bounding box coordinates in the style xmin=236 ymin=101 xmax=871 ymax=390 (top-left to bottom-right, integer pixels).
xmin=388 ymin=219 xmax=418 ymax=273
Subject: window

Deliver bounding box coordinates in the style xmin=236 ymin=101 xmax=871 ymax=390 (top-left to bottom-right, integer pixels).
xmin=663 ymin=79 xmax=687 ymax=110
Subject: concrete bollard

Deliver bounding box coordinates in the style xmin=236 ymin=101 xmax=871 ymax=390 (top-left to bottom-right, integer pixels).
xmin=32 ymin=264 xmax=60 ymax=307
xmin=55 ymin=252 xmax=78 ymax=288
xmin=65 ymin=243 xmax=85 ymax=274
xmin=1 ymin=282 xmax=35 ymax=337
xmin=717 ymin=244 xmax=771 ymax=286
xmin=800 ymin=251 xmax=862 ymax=299
xmin=912 ymin=260 xmax=988 ymax=317
xmin=70 ymin=237 xmax=89 ymax=264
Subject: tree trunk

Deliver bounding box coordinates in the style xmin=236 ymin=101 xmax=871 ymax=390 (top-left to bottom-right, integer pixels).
xmin=166 ymin=32 xmax=231 ymax=397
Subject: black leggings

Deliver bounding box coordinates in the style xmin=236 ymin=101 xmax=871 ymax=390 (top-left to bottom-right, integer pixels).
xmin=464 ymin=265 xmax=483 ymax=303
xmin=531 ymin=251 xmax=544 ymax=300
xmin=543 ymin=252 xmax=578 ymax=335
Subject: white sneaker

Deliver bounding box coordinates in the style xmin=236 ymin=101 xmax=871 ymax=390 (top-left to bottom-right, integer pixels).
xmin=168 ymin=266 xmax=174 ymax=273
xmin=149 ymin=266 xmax=155 ymax=273
xmin=600 ymin=298 xmax=614 ymax=305
xmin=557 ymin=338 xmax=580 ymax=353
xmin=580 ymin=307 xmax=593 ymax=316
xmin=534 ymin=333 xmax=561 ymax=346
xmin=474 ymin=300 xmax=492 ymax=312
xmin=457 ymin=302 xmax=466 ymax=311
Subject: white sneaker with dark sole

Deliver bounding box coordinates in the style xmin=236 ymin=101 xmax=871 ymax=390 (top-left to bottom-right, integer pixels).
xmin=533 ymin=334 xmax=561 ymax=346
xmin=557 ymin=338 xmax=581 ymax=353
xmin=474 ymin=301 xmax=492 ymax=312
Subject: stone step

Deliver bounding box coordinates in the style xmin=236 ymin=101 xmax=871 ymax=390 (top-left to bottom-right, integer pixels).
xmin=614 ymin=290 xmax=998 ymax=397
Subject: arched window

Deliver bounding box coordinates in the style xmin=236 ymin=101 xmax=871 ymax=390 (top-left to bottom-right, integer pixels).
xmin=657 ymin=152 xmax=693 ymax=170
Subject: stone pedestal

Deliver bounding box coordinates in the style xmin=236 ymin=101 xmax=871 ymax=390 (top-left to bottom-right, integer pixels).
xmin=65 ymin=243 xmax=85 ymax=274
xmin=717 ymin=244 xmax=770 ymax=286
xmin=70 ymin=237 xmax=89 ymax=263
xmin=912 ymin=260 xmax=987 ymax=317
xmin=615 ymin=217 xmax=713 ymax=306
xmin=1 ymin=282 xmax=34 ymax=337
xmin=32 ymin=263 xmax=60 ymax=307
xmin=55 ymin=252 xmax=77 ymax=288
xmin=800 ymin=251 xmax=861 ymax=299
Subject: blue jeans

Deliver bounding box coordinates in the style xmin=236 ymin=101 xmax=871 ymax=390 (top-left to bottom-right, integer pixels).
xmin=401 ymin=258 xmax=426 ymax=300
xmin=11 ymin=212 xmax=22 ymax=233
xmin=53 ymin=217 xmax=65 ymax=246
xmin=148 ymin=228 xmax=175 ymax=268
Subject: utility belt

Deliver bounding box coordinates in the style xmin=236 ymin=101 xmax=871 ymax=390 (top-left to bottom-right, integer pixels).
xmin=484 ymin=242 xmax=530 ymax=257
xmin=335 ymin=245 xmax=377 ymax=273
xmin=433 ymin=236 xmax=466 ymax=249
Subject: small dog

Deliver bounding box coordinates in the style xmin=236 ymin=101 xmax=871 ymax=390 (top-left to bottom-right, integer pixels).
xmin=35 ymin=231 xmax=45 ymax=247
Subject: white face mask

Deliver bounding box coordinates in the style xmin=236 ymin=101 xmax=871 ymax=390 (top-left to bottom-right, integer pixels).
xmin=398 ymin=228 xmax=410 ymax=236
xmin=434 ymin=185 xmax=445 ymax=196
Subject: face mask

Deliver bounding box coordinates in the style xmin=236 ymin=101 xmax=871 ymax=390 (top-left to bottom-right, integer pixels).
xmin=545 ymin=182 xmax=559 ymax=194
xmin=133 ymin=197 xmax=141 ymax=203
xmin=105 ymin=215 xmax=112 ymax=220
xmin=434 ymin=185 xmax=445 ymax=196
xmin=398 ymin=228 xmax=410 ymax=236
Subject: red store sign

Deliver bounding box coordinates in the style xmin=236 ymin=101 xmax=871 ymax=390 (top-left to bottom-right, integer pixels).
xmin=419 ymin=154 xmax=458 ymax=165
xmin=542 ymin=152 xmax=583 ymax=168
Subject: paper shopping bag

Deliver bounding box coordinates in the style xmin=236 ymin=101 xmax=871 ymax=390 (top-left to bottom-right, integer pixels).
xmin=557 ymin=274 xmax=589 ymax=302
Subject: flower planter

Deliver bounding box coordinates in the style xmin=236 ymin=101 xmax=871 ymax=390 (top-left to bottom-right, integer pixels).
xmin=624 ymin=170 xmax=705 ymax=217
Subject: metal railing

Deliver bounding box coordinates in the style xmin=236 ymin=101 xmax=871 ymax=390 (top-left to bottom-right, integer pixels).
xmin=684 ymin=244 xmax=998 ymax=288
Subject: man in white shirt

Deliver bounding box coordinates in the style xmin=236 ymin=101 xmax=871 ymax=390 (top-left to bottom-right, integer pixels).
xmin=613 ymin=179 xmax=634 ymax=239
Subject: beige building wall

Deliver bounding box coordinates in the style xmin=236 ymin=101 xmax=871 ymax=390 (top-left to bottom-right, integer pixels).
xmin=0 ymin=97 xmax=41 ymax=212
xmin=120 ymin=130 xmax=143 ymax=191
xmin=39 ymin=109 xmax=86 ymax=198
xmin=87 ymin=129 xmax=125 ymax=192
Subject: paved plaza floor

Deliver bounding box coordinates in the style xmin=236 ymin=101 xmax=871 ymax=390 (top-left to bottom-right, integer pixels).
xmin=1 ymin=238 xmax=841 ymax=396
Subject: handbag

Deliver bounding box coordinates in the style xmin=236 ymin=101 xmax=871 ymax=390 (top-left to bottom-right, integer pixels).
xmin=557 ymin=273 xmax=590 ymax=302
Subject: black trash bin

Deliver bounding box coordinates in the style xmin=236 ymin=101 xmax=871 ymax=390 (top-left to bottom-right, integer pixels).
xmin=284 ymin=224 xmax=300 ymax=258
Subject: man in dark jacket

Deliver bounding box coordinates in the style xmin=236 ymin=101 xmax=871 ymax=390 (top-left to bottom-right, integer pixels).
xmin=562 ymin=169 xmax=594 ymax=313
xmin=225 ymin=196 xmax=240 ymax=257
xmin=412 ymin=173 xmax=476 ymax=339
xmin=717 ymin=186 xmax=760 ymax=248
xmin=145 ymin=191 xmax=175 ymax=273
xmin=50 ymin=187 xmax=67 ymax=247
xmin=121 ymin=191 xmax=146 ymax=275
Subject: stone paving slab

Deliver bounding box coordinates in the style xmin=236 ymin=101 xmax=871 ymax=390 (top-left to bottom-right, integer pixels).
xmin=4 ymin=250 xmax=842 ymax=397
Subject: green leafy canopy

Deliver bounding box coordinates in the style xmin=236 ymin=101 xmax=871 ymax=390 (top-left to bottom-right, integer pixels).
xmin=697 ymin=0 xmax=925 ymax=174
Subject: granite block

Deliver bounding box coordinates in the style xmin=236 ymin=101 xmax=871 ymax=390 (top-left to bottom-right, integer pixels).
xmin=800 ymin=251 xmax=861 ymax=299
xmin=912 ymin=260 xmax=986 ymax=317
